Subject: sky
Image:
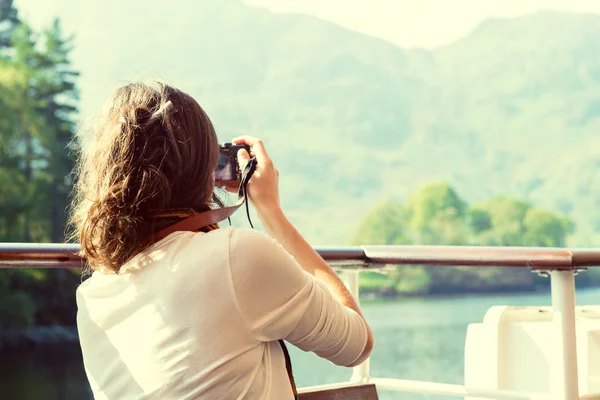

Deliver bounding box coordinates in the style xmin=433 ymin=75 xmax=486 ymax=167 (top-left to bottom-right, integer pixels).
xmin=13 ymin=0 xmax=600 ymax=49
xmin=243 ymin=0 xmax=600 ymax=48
xmin=246 ymin=0 xmax=600 ymax=48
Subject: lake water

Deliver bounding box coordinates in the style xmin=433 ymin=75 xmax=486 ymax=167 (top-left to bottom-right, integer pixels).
xmin=2 ymin=287 xmax=599 ymax=400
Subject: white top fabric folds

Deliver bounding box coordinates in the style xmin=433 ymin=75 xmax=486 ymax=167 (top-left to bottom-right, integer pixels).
xmin=76 ymin=227 xmax=368 ymax=400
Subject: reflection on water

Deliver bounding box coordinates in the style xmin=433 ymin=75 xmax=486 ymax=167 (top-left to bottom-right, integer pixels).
xmin=2 ymin=288 xmax=599 ymax=400
xmin=0 ymin=344 xmax=91 ymax=400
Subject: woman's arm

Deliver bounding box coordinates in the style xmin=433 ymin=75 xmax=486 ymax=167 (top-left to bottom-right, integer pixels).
xmin=233 ymin=136 xmax=374 ymax=366
xmin=258 ymin=207 xmax=374 ymax=366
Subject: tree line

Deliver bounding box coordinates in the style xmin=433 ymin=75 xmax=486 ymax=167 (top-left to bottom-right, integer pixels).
xmin=349 ymin=181 xmax=600 ymax=296
xmin=0 ymin=0 xmax=80 ymax=331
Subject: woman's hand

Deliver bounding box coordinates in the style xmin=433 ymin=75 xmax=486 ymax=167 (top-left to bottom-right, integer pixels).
xmin=232 ymin=136 xmax=281 ymax=217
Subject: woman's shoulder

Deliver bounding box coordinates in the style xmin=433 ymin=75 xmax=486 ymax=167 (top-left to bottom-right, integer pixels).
xmin=227 ymin=227 xmax=284 ymax=254
xmin=177 ymin=227 xmax=279 ymax=262
xmin=184 ymin=226 xmax=264 ymax=246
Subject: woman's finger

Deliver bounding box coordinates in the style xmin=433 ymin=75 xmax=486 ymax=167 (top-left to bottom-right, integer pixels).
xmin=237 ymin=148 xmax=250 ymax=171
xmin=232 ymin=136 xmax=271 ymax=165
xmin=232 ymin=135 xmax=257 ymax=146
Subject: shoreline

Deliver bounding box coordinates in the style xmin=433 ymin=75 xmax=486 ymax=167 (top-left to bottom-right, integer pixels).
xmin=358 ymin=286 xmax=543 ymax=300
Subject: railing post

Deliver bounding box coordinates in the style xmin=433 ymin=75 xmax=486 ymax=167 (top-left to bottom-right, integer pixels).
xmin=344 ymin=270 xmax=371 ymax=384
xmin=549 ymin=270 xmax=579 ymax=400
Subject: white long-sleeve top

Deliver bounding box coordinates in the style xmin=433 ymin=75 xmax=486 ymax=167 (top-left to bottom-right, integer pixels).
xmin=76 ymin=227 xmax=368 ymax=399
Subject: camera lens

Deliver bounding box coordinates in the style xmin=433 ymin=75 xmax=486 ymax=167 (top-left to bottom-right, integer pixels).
xmin=217 ymin=155 xmax=227 ymax=169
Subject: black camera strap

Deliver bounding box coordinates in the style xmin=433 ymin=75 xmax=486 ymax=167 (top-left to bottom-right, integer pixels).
xmin=150 ymin=157 xmax=298 ymax=399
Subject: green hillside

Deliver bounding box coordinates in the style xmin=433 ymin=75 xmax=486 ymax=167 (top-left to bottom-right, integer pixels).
xmin=423 ymin=11 xmax=600 ymax=246
xmin=130 ymin=4 xmax=598 ymax=246
xmin=8 ymin=0 xmax=600 ymax=245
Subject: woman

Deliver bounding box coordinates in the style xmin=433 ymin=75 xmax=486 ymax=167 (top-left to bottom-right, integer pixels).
xmin=72 ymin=81 xmax=374 ymax=399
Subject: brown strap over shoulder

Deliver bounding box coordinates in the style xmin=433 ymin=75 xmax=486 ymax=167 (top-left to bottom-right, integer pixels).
xmin=152 ymin=199 xmax=244 ymax=243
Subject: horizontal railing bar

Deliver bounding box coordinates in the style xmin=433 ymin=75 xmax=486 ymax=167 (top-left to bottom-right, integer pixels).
xmin=369 ymin=378 xmax=551 ymax=400
xmin=364 ymin=245 xmax=600 ymax=269
xmin=0 ymin=243 xmax=83 ymax=268
xmin=0 ymin=242 xmax=599 ymax=269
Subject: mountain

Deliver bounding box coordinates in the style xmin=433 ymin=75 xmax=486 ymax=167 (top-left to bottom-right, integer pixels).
xmin=55 ymin=1 xmax=600 ymax=245
xmin=424 ymin=11 xmax=600 ymax=245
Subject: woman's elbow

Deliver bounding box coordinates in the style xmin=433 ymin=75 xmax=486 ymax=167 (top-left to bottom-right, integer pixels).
xmin=346 ymin=331 xmax=375 ymax=368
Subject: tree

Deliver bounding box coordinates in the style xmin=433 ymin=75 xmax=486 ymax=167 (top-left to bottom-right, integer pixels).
xmin=350 ymin=182 xmax=576 ymax=296
xmin=34 ymin=19 xmax=79 ymax=242
xmin=405 ymin=182 xmax=470 ymax=245
xmin=0 ymin=12 xmax=80 ymax=330
xmin=469 ymin=197 xmax=531 ymax=246
xmin=469 ymin=197 xmax=572 ymax=248
xmin=468 ymin=208 xmax=492 ymax=233
xmin=0 ymin=0 xmax=19 ymax=51
xmin=8 ymin=22 xmax=44 ymax=241
xmin=0 ymin=54 xmax=29 ymax=240
xmin=523 ymin=208 xmax=573 ymax=247
xmin=350 ymin=183 xmax=472 ymax=294
xmin=348 ymin=200 xmax=408 ymax=245
xmin=3 ymin=20 xmax=78 ymax=242
xmin=0 ymin=9 xmax=24 ymax=237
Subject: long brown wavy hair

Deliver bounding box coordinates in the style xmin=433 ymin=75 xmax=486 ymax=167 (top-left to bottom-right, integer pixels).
xmin=69 ymin=81 xmax=220 ymax=273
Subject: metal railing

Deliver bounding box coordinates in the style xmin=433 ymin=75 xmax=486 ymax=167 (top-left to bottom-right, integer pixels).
xmin=2 ymin=243 xmax=600 ymax=400
xmin=2 ymin=242 xmax=599 ymax=269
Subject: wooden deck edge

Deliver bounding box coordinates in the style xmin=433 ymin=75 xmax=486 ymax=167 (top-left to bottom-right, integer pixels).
xmin=298 ymin=383 xmax=378 ymax=400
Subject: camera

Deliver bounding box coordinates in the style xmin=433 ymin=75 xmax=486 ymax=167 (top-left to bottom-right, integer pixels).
xmin=215 ymin=143 xmax=250 ymax=186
